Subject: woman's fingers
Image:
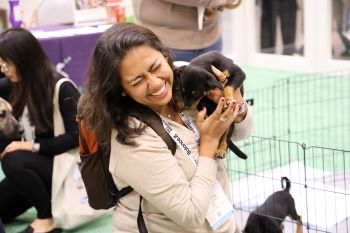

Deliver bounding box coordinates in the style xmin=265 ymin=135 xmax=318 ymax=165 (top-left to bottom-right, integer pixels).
xmin=211 ymin=65 xmax=228 ymax=84
xmin=206 ymin=65 xmax=228 ymax=103
xmin=220 ymin=100 xmax=239 ymax=123
xmin=213 ymin=97 xmax=226 ymax=118
xmin=196 ymin=106 xmax=207 ymax=125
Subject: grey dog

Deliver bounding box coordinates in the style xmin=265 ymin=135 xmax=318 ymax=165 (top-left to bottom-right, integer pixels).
xmin=0 ymin=97 xmax=23 ymax=139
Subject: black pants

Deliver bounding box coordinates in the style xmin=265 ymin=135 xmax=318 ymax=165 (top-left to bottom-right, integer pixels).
xmin=0 ymin=218 xmax=5 ymax=233
xmin=261 ymin=0 xmax=298 ymax=55
xmin=0 ymin=150 xmax=53 ymax=223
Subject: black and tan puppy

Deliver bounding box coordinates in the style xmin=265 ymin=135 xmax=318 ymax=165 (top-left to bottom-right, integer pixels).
xmin=243 ymin=177 xmax=303 ymax=233
xmin=172 ymin=51 xmax=247 ymax=159
xmin=0 ymin=97 xmax=23 ymax=139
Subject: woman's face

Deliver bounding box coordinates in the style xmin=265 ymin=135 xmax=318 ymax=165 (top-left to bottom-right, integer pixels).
xmin=0 ymin=58 xmax=19 ymax=82
xmin=120 ymin=45 xmax=173 ymax=112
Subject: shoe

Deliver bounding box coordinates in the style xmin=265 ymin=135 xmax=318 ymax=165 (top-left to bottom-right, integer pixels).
xmin=18 ymin=225 xmax=62 ymax=233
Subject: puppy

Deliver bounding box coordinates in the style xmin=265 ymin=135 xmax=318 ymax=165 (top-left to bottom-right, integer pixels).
xmin=243 ymin=177 xmax=303 ymax=233
xmin=0 ymin=97 xmax=23 ymax=139
xmin=172 ymin=51 xmax=247 ymax=159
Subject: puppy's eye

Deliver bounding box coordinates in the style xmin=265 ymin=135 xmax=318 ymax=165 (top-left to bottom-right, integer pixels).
xmin=0 ymin=110 xmax=6 ymax=118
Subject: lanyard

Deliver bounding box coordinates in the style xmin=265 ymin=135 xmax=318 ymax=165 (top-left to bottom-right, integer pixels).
xmin=178 ymin=112 xmax=200 ymax=146
xmin=161 ymin=112 xmax=199 ymax=167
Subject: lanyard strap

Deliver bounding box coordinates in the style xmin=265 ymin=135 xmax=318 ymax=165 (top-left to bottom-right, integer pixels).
xmin=161 ymin=113 xmax=199 ymax=167
xmin=178 ymin=112 xmax=200 ymax=146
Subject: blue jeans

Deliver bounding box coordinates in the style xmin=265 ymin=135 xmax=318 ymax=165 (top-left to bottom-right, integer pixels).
xmin=171 ymin=37 xmax=223 ymax=62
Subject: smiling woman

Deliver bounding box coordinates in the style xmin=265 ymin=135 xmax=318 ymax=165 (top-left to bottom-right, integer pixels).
xmin=120 ymin=45 xmax=174 ymax=113
xmin=79 ymin=22 xmax=253 ymax=233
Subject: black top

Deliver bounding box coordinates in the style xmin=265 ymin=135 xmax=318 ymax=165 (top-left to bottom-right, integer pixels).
xmin=0 ymin=77 xmax=80 ymax=156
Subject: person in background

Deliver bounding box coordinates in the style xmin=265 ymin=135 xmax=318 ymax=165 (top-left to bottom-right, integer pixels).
xmin=80 ymin=22 xmax=252 ymax=233
xmin=131 ymin=0 xmax=237 ymax=62
xmin=260 ymin=0 xmax=298 ymax=55
xmin=0 ymin=218 xmax=4 ymax=233
xmin=0 ymin=28 xmax=80 ymax=233
xmin=333 ymin=0 xmax=350 ymax=57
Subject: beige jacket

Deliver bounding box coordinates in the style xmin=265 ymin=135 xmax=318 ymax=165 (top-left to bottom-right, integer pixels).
xmin=131 ymin=0 xmax=226 ymax=50
xmin=110 ymin=107 xmax=252 ymax=233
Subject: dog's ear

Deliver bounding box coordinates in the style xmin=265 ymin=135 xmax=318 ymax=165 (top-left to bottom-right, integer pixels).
xmin=173 ymin=65 xmax=186 ymax=79
xmin=206 ymin=77 xmax=223 ymax=90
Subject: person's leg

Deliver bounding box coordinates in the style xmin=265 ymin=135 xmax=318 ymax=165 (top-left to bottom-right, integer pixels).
xmin=261 ymin=0 xmax=277 ymax=53
xmin=0 ymin=217 xmax=5 ymax=233
xmin=333 ymin=0 xmax=350 ymax=54
xmin=1 ymin=151 xmax=53 ymax=220
xmin=197 ymin=37 xmax=223 ymax=57
xmin=280 ymin=0 xmax=297 ymax=55
xmin=171 ymin=49 xmax=197 ymax=62
xmin=0 ymin=178 xmax=32 ymax=223
xmin=171 ymin=37 xmax=223 ymax=62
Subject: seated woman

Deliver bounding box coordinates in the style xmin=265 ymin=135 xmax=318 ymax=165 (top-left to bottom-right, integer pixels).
xmin=0 ymin=27 xmax=80 ymax=233
xmin=80 ymin=23 xmax=253 ymax=233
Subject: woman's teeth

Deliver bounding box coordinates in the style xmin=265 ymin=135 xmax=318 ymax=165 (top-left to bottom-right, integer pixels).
xmin=150 ymin=83 xmax=166 ymax=96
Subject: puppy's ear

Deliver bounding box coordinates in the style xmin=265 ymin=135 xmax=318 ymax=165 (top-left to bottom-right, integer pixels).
xmin=173 ymin=65 xmax=186 ymax=79
xmin=206 ymin=77 xmax=223 ymax=90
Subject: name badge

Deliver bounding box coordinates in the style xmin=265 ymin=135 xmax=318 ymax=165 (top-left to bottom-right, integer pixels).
xmin=206 ymin=181 xmax=236 ymax=230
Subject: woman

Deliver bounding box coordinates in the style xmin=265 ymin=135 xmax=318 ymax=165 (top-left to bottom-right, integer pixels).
xmin=81 ymin=23 xmax=252 ymax=233
xmin=0 ymin=28 xmax=80 ymax=233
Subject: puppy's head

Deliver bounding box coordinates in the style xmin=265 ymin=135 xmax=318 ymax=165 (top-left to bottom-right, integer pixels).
xmin=0 ymin=97 xmax=23 ymax=139
xmin=172 ymin=51 xmax=246 ymax=110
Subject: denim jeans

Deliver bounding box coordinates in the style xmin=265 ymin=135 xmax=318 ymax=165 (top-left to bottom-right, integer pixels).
xmin=171 ymin=37 xmax=223 ymax=62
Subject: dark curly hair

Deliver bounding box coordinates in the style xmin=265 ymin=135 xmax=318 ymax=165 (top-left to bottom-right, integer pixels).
xmin=80 ymin=23 xmax=174 ymax=148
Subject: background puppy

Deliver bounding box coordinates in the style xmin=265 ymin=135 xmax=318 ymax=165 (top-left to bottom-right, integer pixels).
xmin=243 ymin=177 xmax=303 ymax=233
xmin=0 ymin=97 xmax=23 ymax=139
xmin=172 ymin=51 xmax=247 ymax=159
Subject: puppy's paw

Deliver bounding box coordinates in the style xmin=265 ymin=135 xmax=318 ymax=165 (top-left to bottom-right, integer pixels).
xmin=215 ymin=150 xmax=227 ymax=159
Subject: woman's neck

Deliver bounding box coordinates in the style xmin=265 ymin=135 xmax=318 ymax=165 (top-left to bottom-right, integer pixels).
xmin=158 ymin=104 xmax=183 ymax=124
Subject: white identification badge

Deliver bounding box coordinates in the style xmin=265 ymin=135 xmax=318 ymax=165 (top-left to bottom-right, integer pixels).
xmin=206 ymin=181 xmax=236 ymax=230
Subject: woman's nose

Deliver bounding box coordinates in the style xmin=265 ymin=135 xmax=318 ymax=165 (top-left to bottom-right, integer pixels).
xmin=146 ymin=73 xmax=163 ymax=88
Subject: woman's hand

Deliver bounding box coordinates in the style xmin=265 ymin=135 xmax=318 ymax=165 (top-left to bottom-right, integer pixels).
xmin=1 ymin=141 xmax=34 ymax=158
xmin=196 ymin=97 xmax=239 ymax=159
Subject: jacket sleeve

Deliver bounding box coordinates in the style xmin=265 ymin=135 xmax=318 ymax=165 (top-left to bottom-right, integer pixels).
xmin=230 ymin=104 xmax=253 ymax=141
xmin=38 ymin=81 xmax=80 ymax=155
xmin=111 ymin=126 xmax=218 ymax=230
